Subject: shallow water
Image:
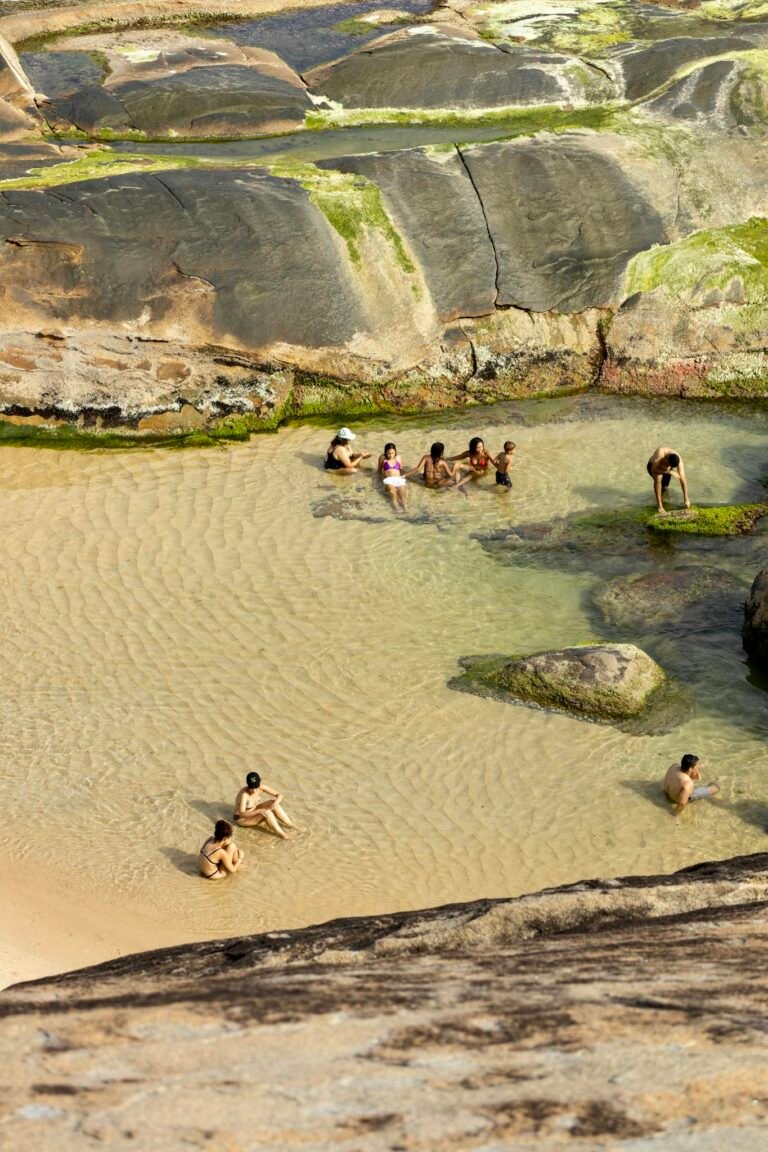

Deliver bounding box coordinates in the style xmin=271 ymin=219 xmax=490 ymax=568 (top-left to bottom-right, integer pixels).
xmin=200 ymin=0 xmax=435 ymax=73
xmin=2 ymin=395 xmax=768 ymax=943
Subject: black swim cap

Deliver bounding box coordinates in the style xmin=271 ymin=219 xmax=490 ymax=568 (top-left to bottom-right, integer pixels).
xmin=246 ymin=771 xmax=261 ymax=788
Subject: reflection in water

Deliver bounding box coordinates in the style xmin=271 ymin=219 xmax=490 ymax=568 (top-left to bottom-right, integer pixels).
xmin=1 ymin=395 xmax=768 ymax=945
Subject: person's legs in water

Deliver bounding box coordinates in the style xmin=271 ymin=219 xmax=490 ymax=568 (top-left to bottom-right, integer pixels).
xmin=263 ymin=810 xmax=289 ymax=838
xmin=272 ymin=801 xmax=296 ymax=828
xmin=691 ymin=783 xmax=720 ymax=800
xmin=397 ymin=486 xmax=407 ymax=513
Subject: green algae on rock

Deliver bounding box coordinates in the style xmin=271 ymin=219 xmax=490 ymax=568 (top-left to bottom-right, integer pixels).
xmin=647 ymin=504 xmax=768 ymax=536
xmin=454 ymin=643 xmax=670 ymax=726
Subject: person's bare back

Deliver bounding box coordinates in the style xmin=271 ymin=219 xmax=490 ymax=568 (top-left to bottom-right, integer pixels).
xmin=663 ymin=754 xmax=719 ymax=813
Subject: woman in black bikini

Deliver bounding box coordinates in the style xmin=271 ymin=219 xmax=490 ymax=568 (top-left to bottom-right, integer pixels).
xmin=199 ymin=820 xmax=244 ymax=880
xmin=324 ymin=427 xmax=371 ymax=474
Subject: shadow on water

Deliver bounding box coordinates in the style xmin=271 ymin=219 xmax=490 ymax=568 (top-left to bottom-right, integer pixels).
xmin=728 ymin=801 xmax=768 ymax=835
xmin=188 ymin=798 xmax=231 ymax=825
xmin=159 ymin=846 xmax=200 ymax=877
xmin=620 ymin=779 xmax=673 ymax=815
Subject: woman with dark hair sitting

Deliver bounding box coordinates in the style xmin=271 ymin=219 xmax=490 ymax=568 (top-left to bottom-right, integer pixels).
xmin=233 ymin=772 xmax=297 ymax=839
xmin=198 ymin=820 xmax=244 ymax=879
xmin=404 ymin=442 xmax=469 ymax=489
xmin=324 ymin=427 xmax=371 ymax=474
xmin=450 ymin=435 xmax=493 ymax=478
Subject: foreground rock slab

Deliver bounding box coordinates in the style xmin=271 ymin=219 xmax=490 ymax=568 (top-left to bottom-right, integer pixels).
xmin=2 ymin=853 xmax=768 ymax=1150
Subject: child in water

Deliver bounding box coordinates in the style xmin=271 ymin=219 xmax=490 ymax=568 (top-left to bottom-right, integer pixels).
xmin=377 ymin=441 xmax=408 ymax=513
xmin=494 ymin=441 xmax=516 ymax=490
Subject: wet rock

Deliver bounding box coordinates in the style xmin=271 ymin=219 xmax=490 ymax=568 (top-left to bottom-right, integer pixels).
xmin=743 ymin=568 xmax=768 ymax=667
xmin=459 ymin=136 xmax=667 ymax=311
xmin=306 ymin=25 xmax=613 ymax=110
xmin=39 ymin=34 xmax=312 ymax=138
xmin=614 ymin=35 xmax=756 ymax=102
xmin=595 ymin=565 xmax=745 ymax=632
xmin=456 ymin=643 xmax=667 ymax=725
xmin=320 ymin=147 xmax=497 ymax=321
xmin=641 ymin=58 xmax=749 ymax=126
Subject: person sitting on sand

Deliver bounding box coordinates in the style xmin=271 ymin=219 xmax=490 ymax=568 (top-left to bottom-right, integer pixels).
xmin=378 ymin=441 xmax=408 ymax=513
xmin=404 ymin=442 xmax=470 ymax=489
xmin=199 ymin=819 xmax=244 ymax=879
xmin=494 ymin=440 xmax=516 ymax=490
xmin=647 ymin=446 xmax=690 ymax=514
xmin=450 ymin=436 xmax=493 ymax=478
xmin=663 ymin=754 xmax=720 ymax=814
xmin=234 ymin=771 xmax=297 ymax=840
xmin=324 ymin=427 xmax=371 ymax=473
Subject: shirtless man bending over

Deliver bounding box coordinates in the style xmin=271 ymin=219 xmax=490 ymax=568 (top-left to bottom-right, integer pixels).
xmin=647 ymin=446 xmax=690 ymax=513
xmin=663 ymin=754 xmax=720 ymax=814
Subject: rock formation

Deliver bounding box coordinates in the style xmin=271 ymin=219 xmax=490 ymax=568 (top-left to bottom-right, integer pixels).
xmin=0 ymin=0 xmax=765 ymax=430
xmin=2 ymin=852 xmax=768 ymax=1149
xmin=743 ymin=567 xmax=768 ymax=667
xmin=454 ymin=643 xmax=669 ymax=725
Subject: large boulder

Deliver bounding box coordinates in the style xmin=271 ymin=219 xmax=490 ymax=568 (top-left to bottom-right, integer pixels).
xmin=456 ymin=643 xmax=667 ymax=724
xmin=743 ymin=569 xmax=768 ymax=666
xmin=306 ymin=25 xmax=614 ymax=111
xmin=36 ymin=34 xmax=312 ymax=138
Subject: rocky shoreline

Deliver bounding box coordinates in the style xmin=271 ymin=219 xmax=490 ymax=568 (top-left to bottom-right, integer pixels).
xmin=3 ymin=851 xmax=768 ymax=1148
xmin=0 ymin=0 xmax=766 ymax=435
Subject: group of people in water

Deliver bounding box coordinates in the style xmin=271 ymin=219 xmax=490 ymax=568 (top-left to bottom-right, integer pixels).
xmin=199 ymin=771 xmax=296 ymax=879
xmin=324 ymin=426 xmax=691 ymax=517
xmin=200 ymin=749 xmax=719 ymax=880
xmin=196 ymin=439 xmax=704 ymax=879
xmin=324 ymin=426 xmax=516 ymax=512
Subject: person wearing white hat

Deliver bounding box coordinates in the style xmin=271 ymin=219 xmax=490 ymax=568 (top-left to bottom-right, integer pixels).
xmin=324 ymin=427 xmax=371 ymax=473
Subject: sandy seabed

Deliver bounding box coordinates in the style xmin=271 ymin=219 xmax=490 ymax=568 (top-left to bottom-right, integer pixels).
xmin=3 ymin=396 xmax=768 ymax=988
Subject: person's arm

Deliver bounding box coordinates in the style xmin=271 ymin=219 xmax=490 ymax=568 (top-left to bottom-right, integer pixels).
xmin=675 ymin=778 xmax=694 ymax=814
xmin=261 ymin=784 xmax=283 ymax=801
xmin=219 ymin=844 xmax=242 ymax=874
xmin=654 ymin=473 xmax=665 ymax=513
xmin=448 ymin=450 xmax=470 ymax=462
xmin=678 ymin=462 xmax=690 ymax=508
xmin=403 ymin=455 xmax=426 ymax=479
xmin=236 ymin=790 xmax=249 ymax=817
xmin=377 ymin=455 xmax=385 ymax=476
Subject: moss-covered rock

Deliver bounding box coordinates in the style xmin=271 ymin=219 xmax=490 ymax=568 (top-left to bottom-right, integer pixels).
xmin=455 ymin=643 xmax=670 ymax=725
xmin=647 ymin=504 xmax=768 ymax=536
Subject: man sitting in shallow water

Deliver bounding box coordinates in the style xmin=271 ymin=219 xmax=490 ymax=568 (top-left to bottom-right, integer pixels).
xmin=663 ymin=754 xmax=720 ymax=814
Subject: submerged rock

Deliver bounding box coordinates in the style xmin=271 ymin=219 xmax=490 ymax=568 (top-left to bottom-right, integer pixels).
xmin=456 ymin=643 xmax=668 ymax=725
xmin=743 ymin=568 xmax=768 ymax=667
xmin=595 ymin=565 xmax=745 ymax=632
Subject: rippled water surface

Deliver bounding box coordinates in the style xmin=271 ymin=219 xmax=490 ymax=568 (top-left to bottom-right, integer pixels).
xmin=2 ymin=396 xmax=768 ymax=942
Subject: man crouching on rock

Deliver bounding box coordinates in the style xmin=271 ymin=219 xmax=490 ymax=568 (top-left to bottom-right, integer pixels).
xmin=664 ymin=754 xmax=720 ymax=814
xmin=647 ymin=446 xmax=690 ymax=514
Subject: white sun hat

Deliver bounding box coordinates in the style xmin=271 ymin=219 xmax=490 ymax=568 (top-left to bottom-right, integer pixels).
xmin=337 ymin=427 xmax=356 ymax=440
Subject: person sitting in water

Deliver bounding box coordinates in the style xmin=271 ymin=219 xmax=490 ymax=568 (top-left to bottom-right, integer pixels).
xmin=377 ymin=441 xmax=408 ymax=513
xmin=647 ymin=446 xmax=690 ymax=513
xmin=450 ymin=436 xmax=493 ymax=478
xmin=663 ymin=754 xmax=720 ymax=814
xmin=403 ymin=441 xmax=469 ymax=489
xmin=199 ymin=819 xmax=244 ymax=880
xmin=324 ymin=427 xmax=371 ymax=473
xmin=494 ymin=440 xmax=516 ymax=490
xmin=234 ymin=771 xmax=297 ymax=840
